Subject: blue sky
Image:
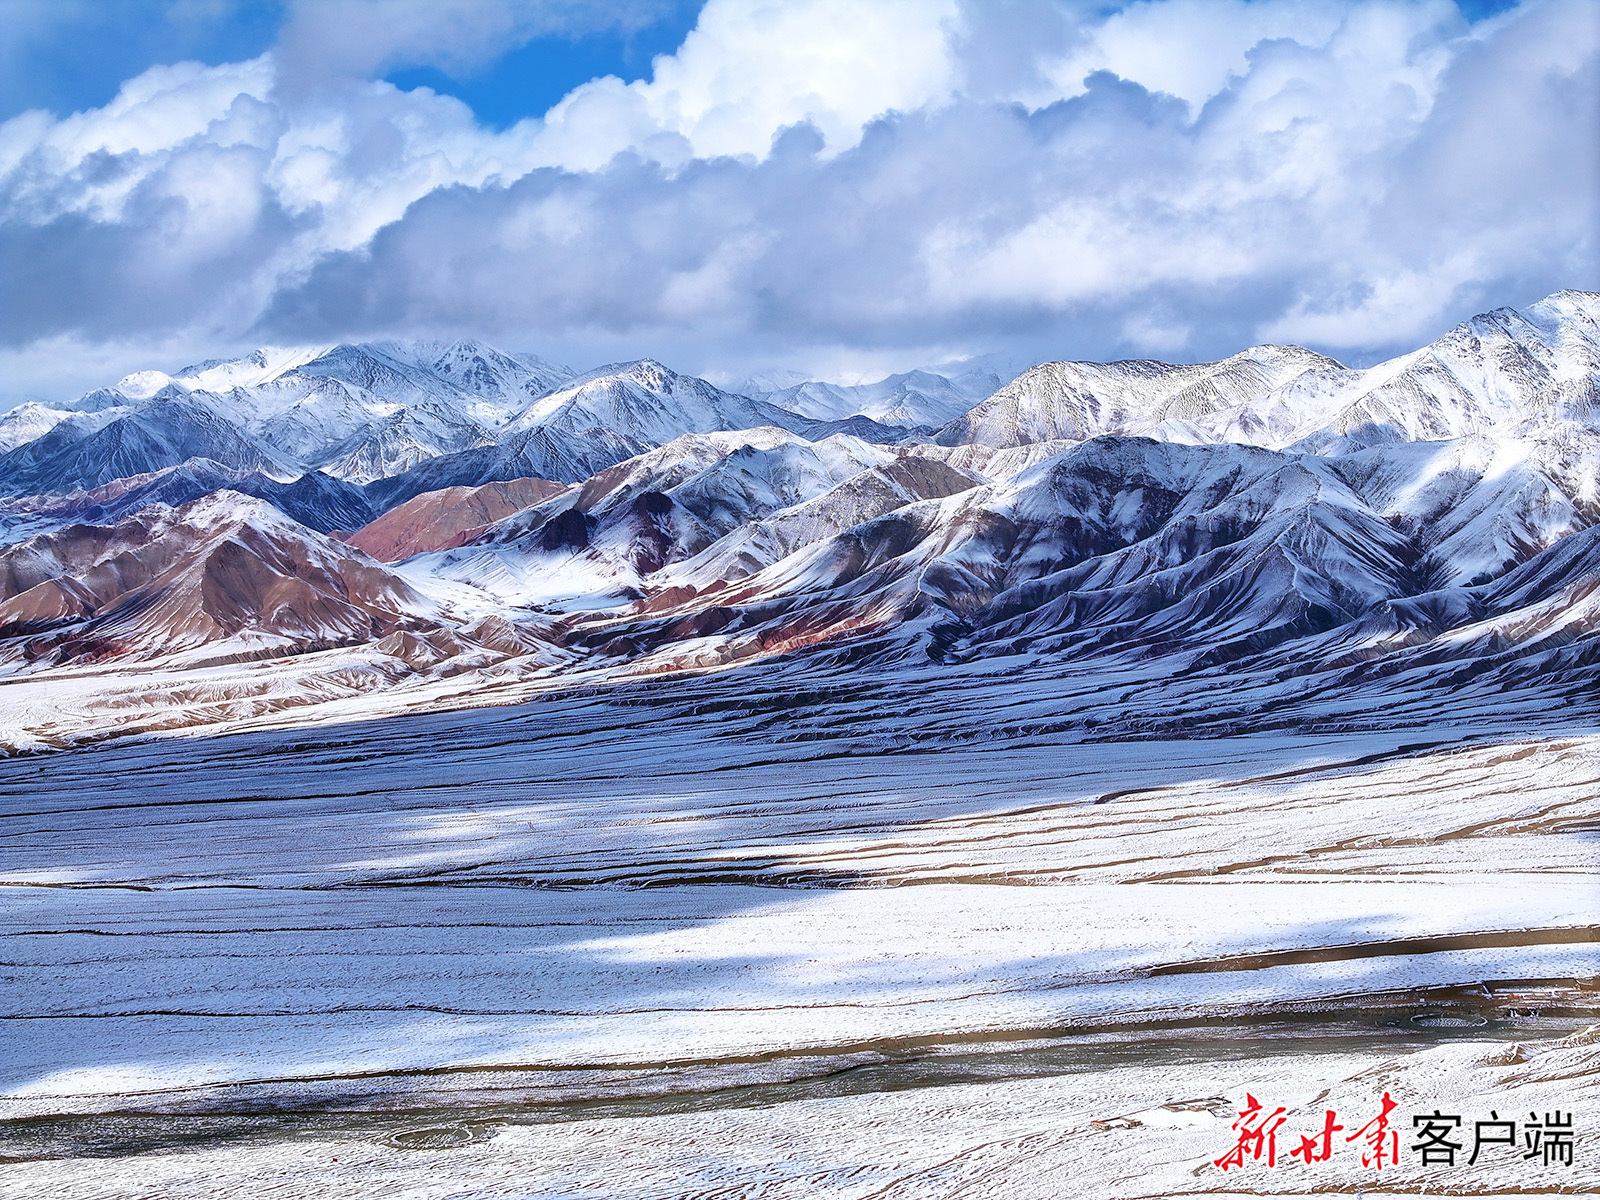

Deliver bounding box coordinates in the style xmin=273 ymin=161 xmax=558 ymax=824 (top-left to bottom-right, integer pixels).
xmin=0 ymin=1 xmax=287 ymax=122
xmin=0 ymin=1 xmax=708 ymax=125
xmin=385 ymin=7 xmax=707 ymax=129
xmin=0 ymin=0 xmax=1592 ymax=398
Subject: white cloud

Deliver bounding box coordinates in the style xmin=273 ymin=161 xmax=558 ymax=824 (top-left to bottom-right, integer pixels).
xmin=535 ymin=0 xmax=961 ymax=164
xmin=0 ymin=0 xmax=1595 ymax=399
xmin=0 ymin=58 xmax=276 ymax=223
xmin=1040 ymin=0 xmax=1354 ymax=110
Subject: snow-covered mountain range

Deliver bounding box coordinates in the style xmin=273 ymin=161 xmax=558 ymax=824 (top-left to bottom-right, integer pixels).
xmin=940 ymin=292 xmax=1600 ymax=452
xmin=0 ymin=341 xmax=570 ymax=495
xmin=3 ymin=290 xmax=1600 ymax=742
xmin=734 ymin=366 xmax=1006 ymax=428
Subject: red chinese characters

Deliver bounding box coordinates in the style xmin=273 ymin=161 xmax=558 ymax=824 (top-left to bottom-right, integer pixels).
xmin=1214 ymin=1094 xmax=1289 ymax=1171
xmin=1290 ymin=1109 xmax=1345 ymax=1165
xmin=1212 ymin=1092 xmax=1577 ymax=1172
xmin=1347 ymin=1092 xmax=1401 ymax=1169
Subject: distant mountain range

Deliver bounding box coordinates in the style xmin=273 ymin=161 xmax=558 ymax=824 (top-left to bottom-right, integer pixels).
xmin=730 ymin=367 xmax=1004 ymax=428
xmin=939 ymin=292 xmax=1600 ymax=452
xmin=0 ymin=343 xmax=924 ymax=509
xmin=4 ymin=290 xmax=1599 ymax=741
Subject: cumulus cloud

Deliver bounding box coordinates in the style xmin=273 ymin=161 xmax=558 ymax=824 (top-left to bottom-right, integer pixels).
xmin=0 ymin=0 xmax=1596 ymax=397
xmin=1037 ymin=0 xmax=1353 ymax=109
xmin=530 ymin=0 xmax=962 ymax=164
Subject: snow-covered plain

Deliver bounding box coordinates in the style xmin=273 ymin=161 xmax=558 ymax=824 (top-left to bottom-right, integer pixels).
xmin=2 ymin=654 xmax=1597 ymax=1196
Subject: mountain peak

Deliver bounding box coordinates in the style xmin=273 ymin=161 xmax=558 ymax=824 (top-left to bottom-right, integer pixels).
xmin=115 ymin=370 xmax=177 ymax=400
xmin=171 ymin=487 xmax=296 ymax=532
xmin=1524 ymin=289 xmax=1600 ymax=329
xmin=173 ymin=345 xmax=336 ymax=392
xmin=1226 ymin=343 xmax=1347 ymax=371
xmin=572 ymin=358 xmax=679 ymax=389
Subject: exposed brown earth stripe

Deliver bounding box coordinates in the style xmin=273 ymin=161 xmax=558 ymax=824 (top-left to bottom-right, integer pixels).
xmin=1147 ymin=925 xmax=1600 ymax=976
xmin=346 ymin=477 xmax=567 ymax=561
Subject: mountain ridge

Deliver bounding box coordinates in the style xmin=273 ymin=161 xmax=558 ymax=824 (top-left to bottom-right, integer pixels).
xmin=5 ymin=290 xmax=1600 ymax=744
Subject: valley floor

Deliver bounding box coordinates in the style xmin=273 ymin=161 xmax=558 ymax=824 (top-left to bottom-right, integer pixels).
xmin=1 ymin=657 xmax=1597 ymax=1196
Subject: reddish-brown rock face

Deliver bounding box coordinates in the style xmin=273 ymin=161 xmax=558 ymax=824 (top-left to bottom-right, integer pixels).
xmin=0 ymin=491 xmax=442 ymax=663
xmin=346 ymin=478 xmax=568 ymax=562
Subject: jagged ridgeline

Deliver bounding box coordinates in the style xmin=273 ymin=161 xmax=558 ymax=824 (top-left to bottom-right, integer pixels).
xmin=1 ymin=292 xmax=1598 ymax=743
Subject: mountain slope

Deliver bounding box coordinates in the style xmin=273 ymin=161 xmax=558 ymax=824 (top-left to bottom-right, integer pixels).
xmin=0 ymin=392 xmax=289 ymax=498
xmin=366 ymin=362 xmax=854 ymax=504
xmin=1286 ymin=291 xmax=1600 ymax=451
xmin=936 ymin=346 xmax=1341 ymax=448
xmin=0 ymin=492 xmax=440 ymax=665
xmin=0 ymin=459 xmax=374 ymax=535
xmin=419 ymin=430 xmax=906 ymax=606
xmin=179 ymin=345 xmax=507 ymax=481
xmin=373 ymin=340 xmax=574 ymax=426
xmin=346 ymin=477 xmax=568 ymax=562
xmin=6 ymin=289 xmax=1600 ymax=725
xmin=552 ymin=437 xmax=1465 ymax=670
xmin=657 ymin=454 xmax=984 ymax=588
xmin=2 ymin=340 xmax=578 ymax=501
xmin=499 ymin=359 xmax=815 ymax=466
xmin=0 ymin=403 xmax=82 ymax=454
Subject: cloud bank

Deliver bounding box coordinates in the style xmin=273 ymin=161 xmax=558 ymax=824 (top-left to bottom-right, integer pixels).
xmin=1 ymin=0 xmax=1596 ymax=396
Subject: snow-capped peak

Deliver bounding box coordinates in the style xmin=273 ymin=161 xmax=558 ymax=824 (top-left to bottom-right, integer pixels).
xmin=115 ymin=370 xmax=177 ymax=400
xmin=173 ymin=345 xmax=337 ymax=392
xmin=507 ymin=359 xmax=774 ymax=438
